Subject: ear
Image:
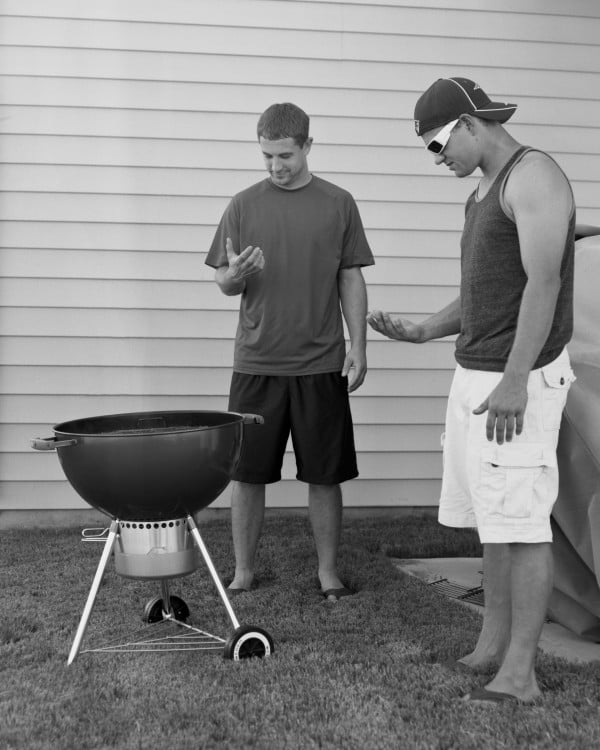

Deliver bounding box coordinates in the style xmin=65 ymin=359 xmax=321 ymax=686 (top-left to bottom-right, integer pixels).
xmin=303 ymin=137 xmax=313 ymax=155
xmin=458 ymin=114 xmax=475 ymax=132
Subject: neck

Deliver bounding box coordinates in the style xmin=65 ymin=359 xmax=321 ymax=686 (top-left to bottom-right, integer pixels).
xmin=272 ymin=171 xmax=312 ymax=191
xmin=478 ymin=131 xmax=521 ymax=182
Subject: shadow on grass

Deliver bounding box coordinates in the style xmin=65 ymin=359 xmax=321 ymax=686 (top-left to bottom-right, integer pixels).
xmin=347 ymin=511 xmax=483 ymax=560
xmin=0 ymin=514 xmax=598 ymax=750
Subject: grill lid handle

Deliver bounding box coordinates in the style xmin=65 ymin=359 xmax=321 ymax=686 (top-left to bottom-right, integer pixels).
xmin=242 ymin=414 xmax=264 ymax=425
xmin=31 ymin=437 xmax=78 ymax=450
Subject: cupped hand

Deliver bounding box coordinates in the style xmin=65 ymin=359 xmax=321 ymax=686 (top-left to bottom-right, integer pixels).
xmin=366 ymin=310 xmax=423 ymax=343
xmin=225 ymin=237 xmax=264 ymax=281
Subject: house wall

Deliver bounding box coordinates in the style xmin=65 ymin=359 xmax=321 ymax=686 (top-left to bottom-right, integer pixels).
xmin=1 ymin=0 xmax=599 ymax=512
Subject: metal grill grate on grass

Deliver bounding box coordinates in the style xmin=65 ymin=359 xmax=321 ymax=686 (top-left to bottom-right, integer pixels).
xmin=427 ymin=579 xmax=485 ymax=606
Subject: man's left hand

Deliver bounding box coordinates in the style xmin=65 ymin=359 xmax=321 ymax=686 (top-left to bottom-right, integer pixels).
xmin=473 ymin=376 xmax=528 ymax=443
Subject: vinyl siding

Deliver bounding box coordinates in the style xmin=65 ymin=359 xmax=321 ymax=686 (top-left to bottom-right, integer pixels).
xmin=1 ymin=0 xmax=599 ymax=512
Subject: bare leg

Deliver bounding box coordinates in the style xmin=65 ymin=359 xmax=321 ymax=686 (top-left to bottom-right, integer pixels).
xmin=308 ymin=483 xmax=344 ymax=592
xmin=228 ymin=481 xmax=265 ymax=590
xmin=482 ymin=542 xmax=553 ymax=702
xmin=459 ymin=543 xmax=511 ymax=669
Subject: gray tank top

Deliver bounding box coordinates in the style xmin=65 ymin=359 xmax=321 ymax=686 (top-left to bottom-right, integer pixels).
xmin=455 ymin=146 xmax=575 ymax=372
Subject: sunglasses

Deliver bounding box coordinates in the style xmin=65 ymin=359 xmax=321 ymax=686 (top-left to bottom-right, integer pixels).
xmin=426 ymin=118 xmax=459 ymax=154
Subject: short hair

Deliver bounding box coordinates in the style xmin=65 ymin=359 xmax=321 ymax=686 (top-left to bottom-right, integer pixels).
xmin=257 ymin=103 xmax=310 ymax=147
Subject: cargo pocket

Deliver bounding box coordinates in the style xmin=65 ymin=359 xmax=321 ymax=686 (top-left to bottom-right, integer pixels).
xmin=540 ymin=362 xmax=575 ymax=430
xmin=479 ymin=442 xmax=556 ymax=519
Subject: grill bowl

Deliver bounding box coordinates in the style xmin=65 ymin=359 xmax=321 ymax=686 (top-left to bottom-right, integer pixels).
xmin=44 ymin=410 xmax=250 ymax=521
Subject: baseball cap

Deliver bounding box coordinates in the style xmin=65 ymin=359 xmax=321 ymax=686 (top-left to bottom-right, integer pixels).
xmin=414 ymin=77 xmax=517 ymax=137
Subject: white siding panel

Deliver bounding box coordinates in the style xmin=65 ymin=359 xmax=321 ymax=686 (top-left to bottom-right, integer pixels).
xmin=0 ymin=163 xmax=267 ymax=199
xmin=1 ymin=479 xmax=441 ymax=510
xmin=2 ymin=15 xmax=599 ymax=73
xmin=1 ymin=395 xmax=230 ymax=424
xmin=0 ymin=279 xmax=240 ymax=311
xmin=306 ymin=0 xmax=600 ymax=15
xmin=0 ymin=337 xmax=456 ymax=369
xmin=1 ymin=394 xmax=446 ymax=425
xmin=4 ymin=309 xmax=454 ymax=345
xmin=1 ymin=1 xmax=599 ymax=513
xmin=0 ymin=222 xmax=463 ymax=258
xmin=4 ymin=105 xmax=600 ymax=158
xmin=1 ymin=366 xmax=453 ymax=397
xmin=1 ymin=279 xmax=459 ymax=315
xmin=0 ymin=308 xmax=239 ymax=338
xmin=1 ymin=249 xmax=460 ymax=286
xmin=4 ymin=450 xmax=441 ymax=483
xmin=0 ymin=423 xmax=445 ymax=454
xmin=2 ymin=57 xmax=598 ymax=112
xmin=2 ymin=249 xmax=211 ymax=281
xmin=3 ymin=70 xmax=600 ymax=136
xmin=0 ymin=191 xmax=471 ymax=232
xmin=0 ymin=221 xmax=216 ymax=252
xmin=3 ymin=0 xmax=599 ymax=43
xmin=2 ymin=131 xmax=599 ymax=184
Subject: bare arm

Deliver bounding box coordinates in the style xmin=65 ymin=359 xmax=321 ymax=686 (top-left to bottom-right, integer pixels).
xmin=474 ymin=152 xmax=573 ymax=443
xmin=214 ymin=237 xmax=264 ymax=296
xmin=338 ymin=266 xmax=368 ymax=392
xmin=367 ymin=296 xmax=461 ymax=343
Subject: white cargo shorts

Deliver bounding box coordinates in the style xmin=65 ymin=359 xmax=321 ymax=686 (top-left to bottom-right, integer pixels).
xmin=438 ymin=349 xmax=575 ymax=544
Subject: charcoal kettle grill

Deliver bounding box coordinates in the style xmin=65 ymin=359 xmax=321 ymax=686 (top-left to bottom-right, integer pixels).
xmin=32 ymin=410 xmax=274 ymax=664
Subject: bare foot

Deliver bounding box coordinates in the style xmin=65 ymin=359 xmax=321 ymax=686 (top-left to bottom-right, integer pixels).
xmin=482 ymin=674 xmax=541 ymax=704
xmin=227 ymin=572 xmax=255 ymax=591
xmin=318 ymin=570 xmax=345 ymax=593
xmin=458 ymin=650 xmax=502 ymax=671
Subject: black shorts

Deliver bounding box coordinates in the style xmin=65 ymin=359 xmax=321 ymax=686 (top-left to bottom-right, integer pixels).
xmin=228 ymin=372 xmax=358 ymax=485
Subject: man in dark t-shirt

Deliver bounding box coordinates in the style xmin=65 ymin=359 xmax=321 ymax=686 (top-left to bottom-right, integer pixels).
xmin=206 ymin=103 xmax=374 ymax=601
xmin=368 ymin=78 xmax=575 ymax=704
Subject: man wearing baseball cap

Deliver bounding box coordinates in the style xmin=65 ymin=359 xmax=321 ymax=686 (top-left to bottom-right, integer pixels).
xmin=368 ymin=77 xmax=576 ymax=704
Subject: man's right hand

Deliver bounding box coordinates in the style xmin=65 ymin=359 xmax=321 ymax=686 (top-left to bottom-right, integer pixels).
xmin=366 ymin=310 xmax=424 ymax=343
xmin=225 ymin=237 xmax=264 ymax=283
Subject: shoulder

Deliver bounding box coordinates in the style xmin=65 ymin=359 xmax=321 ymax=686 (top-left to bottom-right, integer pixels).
xmin=508 ymin=149 xmax=570 ymax=192
xmin=504 ymin=148 xmax=572 ymax=213
xmin=231 ymin=179 xmax=272 ymax=203
xmin=308 ymin=177 xmax=362 ymax=222
xmin=310 ymin=175 xmax=355 ymax=202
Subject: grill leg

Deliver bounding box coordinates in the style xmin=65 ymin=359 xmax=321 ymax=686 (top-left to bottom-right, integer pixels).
xmin=160 ymin=579 xmax=172 ymax=618
xmin=67 ymin=519 xmax=119 ymax=665
xmin=186 ymin=515 xmax=240 ymax=630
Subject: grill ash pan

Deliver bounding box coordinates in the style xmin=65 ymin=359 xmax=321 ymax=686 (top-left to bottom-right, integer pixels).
xmin=32 ymin=410 xmax=262 ymax=521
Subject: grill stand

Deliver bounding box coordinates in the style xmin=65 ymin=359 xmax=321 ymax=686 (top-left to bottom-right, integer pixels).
xmin=67 ymin=515 xmax=273 ymax=665
xmin=187 ymin=514 xmax=240 ymax=630
xmin=68 ymin=519 xmax=119 ymax=664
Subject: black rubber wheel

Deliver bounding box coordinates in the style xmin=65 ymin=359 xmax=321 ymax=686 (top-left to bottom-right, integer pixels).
xmin=223 ymin=625 xmax=274 ymax=660
xmin=169 ymin=595 xmax=190 ymax=622
xmin=142 ymin=595 xmax=190 ymax=623
xmin=142 ymin=596 xmax=163 ymax=623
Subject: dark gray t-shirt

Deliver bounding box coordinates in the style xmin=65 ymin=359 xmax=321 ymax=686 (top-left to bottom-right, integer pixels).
xmin=206 ymin=176 xmax=374 ymax=375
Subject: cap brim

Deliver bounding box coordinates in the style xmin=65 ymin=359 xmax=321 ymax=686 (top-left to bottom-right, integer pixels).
xmin=473 ymin=103 xmax=517 ymax=123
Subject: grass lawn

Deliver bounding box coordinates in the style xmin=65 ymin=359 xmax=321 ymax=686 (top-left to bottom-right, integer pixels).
xmin=2 ymin=513 xmax=599 ymax=749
